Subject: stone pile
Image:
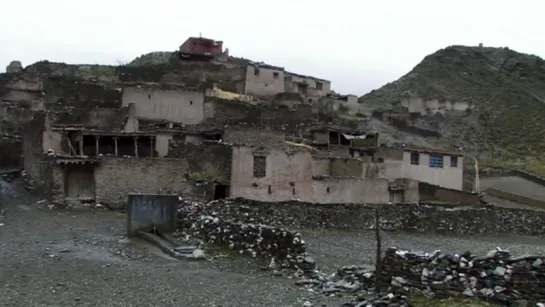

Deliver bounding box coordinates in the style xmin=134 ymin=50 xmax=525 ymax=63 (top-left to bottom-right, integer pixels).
xmin=20 ymin=170 xmax=35 ymax=191
xmin=381 ymin=247 xmax=545 ymax=304
xmin=177 ymin=199 xmax=317 ymax=273
xmin=296 ymin=247 xmax=545 ymax=306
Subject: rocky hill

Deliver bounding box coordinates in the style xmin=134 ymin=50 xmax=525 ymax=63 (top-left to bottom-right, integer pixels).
xmin=359 ymin=45 xmax=545 ymax=168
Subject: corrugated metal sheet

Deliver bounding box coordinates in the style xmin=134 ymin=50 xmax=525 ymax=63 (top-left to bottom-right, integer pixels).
xmin=126 ymin=194 xmax=179 ymax=237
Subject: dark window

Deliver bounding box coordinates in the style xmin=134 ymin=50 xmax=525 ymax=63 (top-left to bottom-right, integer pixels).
xmin=253 ymin=156 xmax=266 ymax=178
xmin=429 ymin=154 xmax=444 ymax=168
xmin=326 ymin=187 xmax=330 ymax=193
xmin=450 ymin=156 xmax=458 ymax=168
xmin=273 ymin=72 xmax=279 ymax=79
xmin=377 ymin=157 xmax=384 ymax=163
xmin=148 ymin=94 xmax=151 ymax=99
xmin=316 ymin=82 xmax=323 ymax=90
xmin=410 ymin=152 xmax=420 ymax=165
xmin=268 ymin=185 xmax=272 ymax=194
xmin=189 ymin=100 xmax=193 ymax=105
xmin=254 ymin=68 xmax=260 ymax=76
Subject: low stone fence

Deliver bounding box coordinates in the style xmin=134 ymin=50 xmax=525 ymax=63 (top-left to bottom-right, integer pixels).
xmin=300 ymin=248 xmax=545 ymax=306
xmin=209 ymin=198 xmax=545 ymax=236
xmin=382 ymin=247 xmax=545 ymax=304
xmin=177 ymin=200 xmax=316 ymax=273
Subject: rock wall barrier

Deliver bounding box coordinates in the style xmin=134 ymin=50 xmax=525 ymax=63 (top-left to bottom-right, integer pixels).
xmin=210 ymin=198 xmax=545 ymax=236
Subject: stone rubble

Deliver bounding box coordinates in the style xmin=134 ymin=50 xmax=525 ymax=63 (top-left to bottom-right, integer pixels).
xmin=296 ymin=247 xmax=545 ymax=306
xmin=177 ymin=199 xmax=317 ymax=273
xmin=20 ymin=170 xmax=35 ymax=191
xmin=177 ymin=199 xmax=545 ymax=306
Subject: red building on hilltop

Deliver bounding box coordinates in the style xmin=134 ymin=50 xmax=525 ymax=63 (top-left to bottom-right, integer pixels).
xmin=178 ymin=36 xmax=224 ymax=60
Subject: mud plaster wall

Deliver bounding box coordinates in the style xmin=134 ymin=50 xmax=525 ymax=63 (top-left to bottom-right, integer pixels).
xmin=244 ymin=65 xmax=285 ymax=97
xmin=230 ymin=147 xmax=407 ymax=203
xmin=166 ymin=141 xmax=232 ymax=184
xmin=122 ymin=87 xmax=204 ymax=125
xmin=418 ymin=182 xmax=480 ymax=205
xmin=210 ymin=199 xmax=545 ymax=236
xmin=330 ymin=158 xmax=363 ymax=177
xmin=93 ymin=157 xmax=194 ymax=209
xmin=223 ymin=128 xmax=286 ymax=147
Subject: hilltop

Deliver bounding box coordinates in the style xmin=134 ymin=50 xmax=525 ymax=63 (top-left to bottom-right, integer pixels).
xmin=359 ymin=45 xmax=545 ymax=168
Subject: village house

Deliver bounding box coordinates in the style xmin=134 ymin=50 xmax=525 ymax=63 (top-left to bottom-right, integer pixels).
xmin=243 ymin=62 xmax=286 ymax=97
xmin=284 ymin=72 xmax=331 ymax=102
xmin=308 ymin=128 xmax=464 ymax=191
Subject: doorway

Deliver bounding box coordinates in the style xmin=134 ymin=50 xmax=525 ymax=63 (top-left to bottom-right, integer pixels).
xmin=213 ymin=184 xmax=230 ymax=200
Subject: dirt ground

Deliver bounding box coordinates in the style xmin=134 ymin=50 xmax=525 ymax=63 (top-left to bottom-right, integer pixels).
xmin=2 ymin=178 xmax=545 ymax=307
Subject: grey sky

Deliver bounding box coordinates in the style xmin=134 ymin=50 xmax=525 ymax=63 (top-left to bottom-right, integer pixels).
xmin=1 ymin=0 xmax=544 ymax=95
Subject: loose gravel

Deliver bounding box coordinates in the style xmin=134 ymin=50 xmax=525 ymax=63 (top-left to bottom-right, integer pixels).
xmin=2 ymin=179 xmax=545 ymax=306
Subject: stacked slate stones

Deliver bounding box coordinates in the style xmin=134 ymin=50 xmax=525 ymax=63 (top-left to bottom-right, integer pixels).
xmin=177 ymin=199 xmax=316 ymax=273
xmin=381 ymin=247 xmax=545 ymax=304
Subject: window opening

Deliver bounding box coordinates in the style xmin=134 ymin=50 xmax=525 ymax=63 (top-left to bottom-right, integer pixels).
xmin=429 ymin=154 xmax=444 ymax=168
xmin=450 ymin=156 xmax=458 ymax=167
xmin=253 ymin=156 xmax=266 ymax=178
xmin=410 ymin=152 xmax=420 ymax=165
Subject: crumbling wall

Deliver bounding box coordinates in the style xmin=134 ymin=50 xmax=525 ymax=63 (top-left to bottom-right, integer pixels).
xmin=43 ymin=76 xmax=122 ymax=109
xmin=47 ymin=107 xmax=128 ymax=130
xmin=0 ymin=104 xmax=36 ymax=136
xmin=223 ymin=127 xmax=286 ymax=147
xmin=22 ymin=113 xmax=48 ymax=191
xmin=167 ymin=141 xmax=232 ymax=184
xmin=208 ymin=199 xmax=545 ymax=236
xmin=94 ymin=157 xmax=194 ymax=208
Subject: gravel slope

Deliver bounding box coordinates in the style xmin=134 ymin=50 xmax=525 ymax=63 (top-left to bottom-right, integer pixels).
xmin=2 ymin=179 xmax=545 ymax=307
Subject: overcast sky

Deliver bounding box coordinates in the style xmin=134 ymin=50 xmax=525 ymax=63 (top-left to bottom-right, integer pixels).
xmin=1 ymin=0 xmax=544 ymax=95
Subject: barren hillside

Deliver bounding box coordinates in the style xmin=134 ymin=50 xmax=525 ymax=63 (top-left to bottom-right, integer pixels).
xmin=359 ymin=45 xmax=545 ymax=169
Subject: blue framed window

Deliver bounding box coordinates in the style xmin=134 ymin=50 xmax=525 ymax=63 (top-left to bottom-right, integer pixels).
xmin=429 ymin=154 xmax=444 ymax=168
xmin=450 ymin=156 xmax=458 ymax=168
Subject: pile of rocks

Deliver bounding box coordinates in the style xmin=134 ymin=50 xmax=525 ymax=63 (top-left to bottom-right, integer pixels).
xmin=20 ymin=170 xmax=35 ymax=191
xmin=295 ymin=248 xmax=545 ymax=306
xmin=381 ymin=247 xmax=545 ymax=304
xmin=177 ymin=199 xmax=317 ymax=273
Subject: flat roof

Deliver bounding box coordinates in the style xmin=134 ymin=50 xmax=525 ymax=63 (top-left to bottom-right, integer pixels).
xmin=285 ymin=71 xmax=330 ymax=83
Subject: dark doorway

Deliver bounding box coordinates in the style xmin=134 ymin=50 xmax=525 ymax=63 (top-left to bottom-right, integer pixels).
xmin=213 ymin=184 xmax=230 ymax=200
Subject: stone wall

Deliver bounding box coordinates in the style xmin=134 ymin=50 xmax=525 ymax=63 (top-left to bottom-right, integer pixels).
xmin=380 ymin=247 xmax=545 ymax=304
xmin=419 ymin=181 xmax=480 ymax=205
xmin=93 ymin=157 xmax=198 ymax=208
xmin=47 ymin=107 xmax=128 ymax=130
xmin=43 ymin=76 xmax=122 ymax=109
xmin=22 ymin=113 xmax=48 ymax=191
xmin=209 ymin=198 xmax=545 ymax=236
xmin=166 ymin=141 xmax=232 ymax=184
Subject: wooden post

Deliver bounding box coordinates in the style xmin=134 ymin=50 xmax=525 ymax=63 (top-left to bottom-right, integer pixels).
xmin=133 ymin=136 xmax=139 ymax=157
xmin=78 ymin=133 xmax=84 ymax=156
xmin=375 ymin=207 xmax=383 ymax=295
xmin=94 ymin=136 xmax=100 ymax=156
xmin=149 ymin=136 xmax=154 ymax=157
xmin=113 ymin=137 xmax=118 ymax=156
